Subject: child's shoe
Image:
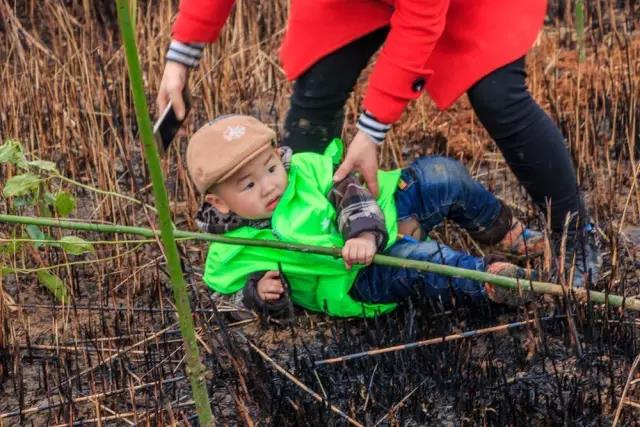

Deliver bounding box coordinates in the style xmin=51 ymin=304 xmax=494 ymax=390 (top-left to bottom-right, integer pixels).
xmin=469 ymin=202 xmax=544 ymax=258
xmin=495 ymin=218 xmax=545 ymax=257
xmin=484 ymin=261 xmax=538 ymax=307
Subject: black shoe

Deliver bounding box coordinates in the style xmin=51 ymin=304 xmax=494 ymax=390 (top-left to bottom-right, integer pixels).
xmin=552 ymin=223 xmax=602 ymax=288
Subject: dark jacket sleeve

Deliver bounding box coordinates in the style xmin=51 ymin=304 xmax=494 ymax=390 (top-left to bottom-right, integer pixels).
xmin=242 ymin=272 xmax=291 ymax=318
xmin=328 ymin=173 xmax=388 ymax=250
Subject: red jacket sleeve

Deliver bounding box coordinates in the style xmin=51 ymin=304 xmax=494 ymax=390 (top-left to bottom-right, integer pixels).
xmin=363 ymin=0 xmax=450 ymax=124
xmin=172 ymin=0 xmax=236 ymax=43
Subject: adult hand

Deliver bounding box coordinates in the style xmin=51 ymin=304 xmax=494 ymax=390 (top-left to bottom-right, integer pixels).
xmin=333 ymin=130 xmax=380 ymax=197
xmin=256 ymin=271 xmax=284 ymax=301
xmin=156 ymin=61 xmax=189 ymax=120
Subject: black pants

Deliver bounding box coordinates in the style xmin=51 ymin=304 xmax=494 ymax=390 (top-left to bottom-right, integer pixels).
xmin=282 ymin=27 xmax=581 ymax=231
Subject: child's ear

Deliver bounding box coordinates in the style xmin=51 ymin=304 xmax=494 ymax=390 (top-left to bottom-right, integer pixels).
xmin=204 ymin=193 xmax=230 ymax=214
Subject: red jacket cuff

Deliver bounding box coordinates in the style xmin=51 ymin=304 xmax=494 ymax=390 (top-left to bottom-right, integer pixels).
xmin=364 ymin=63 xmax=432 ymax=124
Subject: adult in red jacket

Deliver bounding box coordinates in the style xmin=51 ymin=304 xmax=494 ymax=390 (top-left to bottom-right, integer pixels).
xmin=157 ymin=0 xmax=600 ymax=286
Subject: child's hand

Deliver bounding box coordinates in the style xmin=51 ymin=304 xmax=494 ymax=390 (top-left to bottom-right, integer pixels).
xmin=256 ymin=271 xmax=284 ymax=301
xmin=342 ymin=232 xmax=378 ymax=269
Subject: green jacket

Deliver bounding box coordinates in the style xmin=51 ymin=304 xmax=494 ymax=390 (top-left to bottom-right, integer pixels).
xmin=203 ymin=141 xmax=402 ymax=317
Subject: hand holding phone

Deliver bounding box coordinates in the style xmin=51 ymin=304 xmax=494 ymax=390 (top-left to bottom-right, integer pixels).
xmin=153 ymin=87 xmax=191 ymax=154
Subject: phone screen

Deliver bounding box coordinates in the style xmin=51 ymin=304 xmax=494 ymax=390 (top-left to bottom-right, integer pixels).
xmin=153 ymin=103 xmax=182 ymax=151
xmin=153 ymin=88 xmax=191 ymax=152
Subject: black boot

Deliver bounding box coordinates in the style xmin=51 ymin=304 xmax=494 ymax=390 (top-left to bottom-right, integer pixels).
xmin=551 ymin=197 xmax=602 ymax=288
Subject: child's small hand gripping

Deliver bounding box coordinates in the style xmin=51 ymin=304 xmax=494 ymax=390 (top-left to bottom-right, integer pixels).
xmin=256 ymin=271 xmax=284 ymax=301
xmin=342 ymin=232 xmax=378 ymax=270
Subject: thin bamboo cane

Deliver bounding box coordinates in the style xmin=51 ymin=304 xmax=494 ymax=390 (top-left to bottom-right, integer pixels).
xmin=2 ymin=213 xmax=640 ymax=312
xmin=114 ymin=2 xmax=213 ymax=424
xmin=314 ymin=315 xmax=565 ymax=365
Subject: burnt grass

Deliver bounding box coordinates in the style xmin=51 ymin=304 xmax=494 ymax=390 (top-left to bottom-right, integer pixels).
xmin=3 ymin=268 xmax=640 ymax=426
xmin=1 ymin=0 xmax=640 ymax=425
xmin=224 ymin=295 xmax=640 ymax=425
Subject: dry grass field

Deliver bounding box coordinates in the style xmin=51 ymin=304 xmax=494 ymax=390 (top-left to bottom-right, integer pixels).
xmin=1 ymin=1 xmax=640 ymax=425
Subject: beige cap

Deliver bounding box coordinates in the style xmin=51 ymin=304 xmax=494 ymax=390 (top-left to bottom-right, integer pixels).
xmin=186 ymin=115 xmax=277 ymax=193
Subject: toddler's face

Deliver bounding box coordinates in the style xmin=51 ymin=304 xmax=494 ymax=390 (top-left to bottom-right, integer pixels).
xmin=205 ymin=148 xmax=288 ymax=219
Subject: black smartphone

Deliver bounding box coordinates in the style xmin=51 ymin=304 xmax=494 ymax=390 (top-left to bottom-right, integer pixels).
xmin=153 ymin=87 xmax=191 ymax=154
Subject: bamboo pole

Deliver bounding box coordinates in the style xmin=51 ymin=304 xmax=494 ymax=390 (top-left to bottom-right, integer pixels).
xmin=113 ymin=2 xmax=213 ymax=425
xmin=2 ymin=213 xmax=640 ymax=312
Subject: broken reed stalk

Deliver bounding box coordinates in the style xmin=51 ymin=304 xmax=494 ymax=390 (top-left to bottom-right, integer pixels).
xmin=2 ymin=213 xmax=640 ymax=312
xmin=236 ymin=332 xmax=365 ymax=427
xmin=48 ymin=321 xmax=178 ymax=398
xmin=575 ymin=0 xmax=586 ymax=62
xmin=0 ymin=376 xmax=185 ymax=419
xmin=6 ymin=303 xmax=241 ymax=314
xmin=612 ymin=353 xmax=640 ymax=426
xmin=373 ymin=378 xmax=429 ymax=427
xmin=114 ymin=2 xmax=213 ymax=426
xmin=314 ymin=315 xmax=566 ymax=365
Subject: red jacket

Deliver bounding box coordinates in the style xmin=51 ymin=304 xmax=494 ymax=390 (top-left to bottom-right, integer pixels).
xmin=173 ymin=0 xmax=546 ymax=124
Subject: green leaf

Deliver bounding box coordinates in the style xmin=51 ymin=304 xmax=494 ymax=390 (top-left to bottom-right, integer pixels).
xmin=54 ymin=191 xmax=76 ymax=216
xmin=59 ymin=236 xmax=94 ymax=255
xmin=0 ymin=140 xmax=18 ymax=163
xmin=26 ymin=225 xmax=45 ymax=248
xmin=28 ymin=160 xmax=58 ymax=173
xmin=37 ymin=271 xmax=70 ymax=304
xmin=3 ymin=173 xmax=41 ymax=197
xmin=0 ymin=139 xmax=27 ymax=168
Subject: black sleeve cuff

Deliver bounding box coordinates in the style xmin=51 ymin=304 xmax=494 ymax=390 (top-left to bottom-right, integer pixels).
xmin=346 ymin=218 xmax=389 ymax=251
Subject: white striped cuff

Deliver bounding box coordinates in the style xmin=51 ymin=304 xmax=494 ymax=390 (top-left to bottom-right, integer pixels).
xmin=356 ymin=111 xmax=391 ymax=145
xmin=166 ymin=40 xmax=205 ymax=68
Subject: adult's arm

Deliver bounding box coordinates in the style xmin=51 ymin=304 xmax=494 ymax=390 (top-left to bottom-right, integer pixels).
xmin=168 ymin=0 xmax=236 ymax=65
xmin=157 ymin=0 xmax=236 ymax=118
xmin=336 ymin=1 xmax=449 ymax=194
xmin=361 ymin=0 xmax=450 ymax=128
xmin=172 ymin=0 xmax=236 ymax=44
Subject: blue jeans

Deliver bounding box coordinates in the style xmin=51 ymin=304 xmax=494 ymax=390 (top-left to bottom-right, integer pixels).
xmin=351 ymin=157 xmax=503 ymax=305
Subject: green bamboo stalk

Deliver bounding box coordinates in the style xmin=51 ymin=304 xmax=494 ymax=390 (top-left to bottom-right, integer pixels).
xmin=2 ymin=213 xmax=639 ymax=312
xmin=113 ymin=2 xmax=213 ymax=425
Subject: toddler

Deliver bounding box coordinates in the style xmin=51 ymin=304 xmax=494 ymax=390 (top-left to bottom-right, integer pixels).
xmin=186 ymin=115 xmax=543 ymax=318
